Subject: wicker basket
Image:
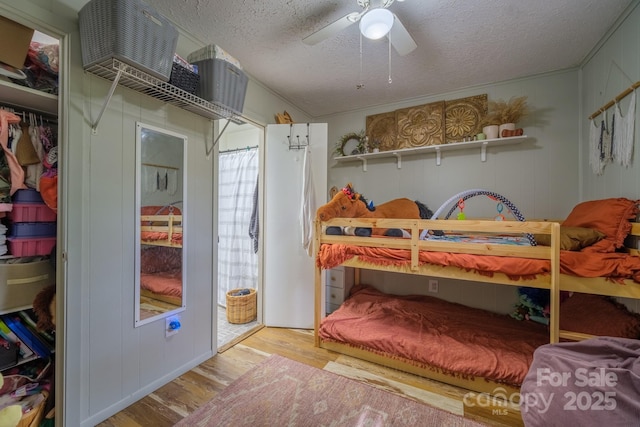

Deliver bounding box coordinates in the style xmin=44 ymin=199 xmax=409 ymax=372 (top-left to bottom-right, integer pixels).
xmin=226 ymin=288 xmax=257 ymax=324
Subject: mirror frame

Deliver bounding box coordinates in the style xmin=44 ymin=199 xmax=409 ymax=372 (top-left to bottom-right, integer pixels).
xmin=134 ymin=122 xmax=187 ymax=327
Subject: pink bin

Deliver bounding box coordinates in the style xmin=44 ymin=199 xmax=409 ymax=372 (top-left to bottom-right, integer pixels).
xmin=7 ymin=237 xmax=56 ymax=257
xmin=8 ymin=203 xmax=57 ymax=222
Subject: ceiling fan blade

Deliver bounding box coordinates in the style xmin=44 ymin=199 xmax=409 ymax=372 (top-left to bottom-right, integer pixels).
xmin=303 ymin=12 xmax=361 ymax=46
xmin=388 ymin=14 xmax=417 ymax=56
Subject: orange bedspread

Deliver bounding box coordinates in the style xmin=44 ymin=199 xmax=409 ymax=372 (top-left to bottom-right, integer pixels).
xmin=141 ymin=269 xmax=182 ymax=297
xmin=320 ymin=285 xmax=550 ymax=385
xmin=317 ymin=244 xmax=640 ymax=283
xmin=141 ymin=231 xmax=183 ymax=245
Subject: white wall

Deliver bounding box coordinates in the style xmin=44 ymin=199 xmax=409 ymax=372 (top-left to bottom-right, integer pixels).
xmin=580 ymin=1 xmax=640 ymax=311
xmin=317 ymin=70 xmax=581 ymax=313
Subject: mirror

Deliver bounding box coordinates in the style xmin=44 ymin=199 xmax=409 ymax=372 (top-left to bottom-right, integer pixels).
xmin=135 ymin=122 xmax=187 ymax=327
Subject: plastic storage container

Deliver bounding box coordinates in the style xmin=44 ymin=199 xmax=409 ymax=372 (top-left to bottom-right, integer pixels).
xmin=0 ymin=261 xmax=55 ymax=311
xmin=9 ymin=222 xmax=57 ymax=238
xmin=7 ymin=237 xmax=56 ymax=257
xmin=78 ymin=0 xmax=178 ymax=81
xmin=8 ymin=204 xmax=57 ymax=223
xmin=12 ymin=188 xmax=44 ymax=204
xmin=193 ymin=58 xmax=248 ymax=115
xmin=187 ymin=44 xmax=242 ymax=69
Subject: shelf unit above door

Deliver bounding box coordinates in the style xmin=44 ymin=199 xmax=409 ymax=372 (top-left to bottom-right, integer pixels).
xmin=334 ymin=136 xmax=529 ymax=171
xmin=84 ymin=59 xmax=240 ymax=133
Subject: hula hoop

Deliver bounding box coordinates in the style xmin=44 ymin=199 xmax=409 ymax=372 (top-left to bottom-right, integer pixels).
xmin=420 ymin=189 xmax=537 ymax=245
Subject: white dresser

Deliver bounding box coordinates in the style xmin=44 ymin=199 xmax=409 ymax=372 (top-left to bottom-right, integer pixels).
xmin=325 ymin=266 xmax=354 ymax=314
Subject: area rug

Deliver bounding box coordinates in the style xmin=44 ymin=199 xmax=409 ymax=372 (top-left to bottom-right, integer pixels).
xmin=175 ymin=354 xmax=486 ymax=426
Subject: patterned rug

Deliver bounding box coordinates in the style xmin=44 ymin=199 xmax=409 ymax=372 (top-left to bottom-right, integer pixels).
xmin=175 ymin=354 xmax=486 ymax=426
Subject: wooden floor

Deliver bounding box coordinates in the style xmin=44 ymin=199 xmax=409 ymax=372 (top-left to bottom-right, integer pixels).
xmin=98 ymin=327 xmax=523 ymax=426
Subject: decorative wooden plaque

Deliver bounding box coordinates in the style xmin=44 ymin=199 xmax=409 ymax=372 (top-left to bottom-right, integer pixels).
xmin=396 ymin=101 xmax=445 ymax=148
xmin=444 ymin=94 xmax=488 ymax=141
xmin=366 ymin=111 xmax=397 ymax=152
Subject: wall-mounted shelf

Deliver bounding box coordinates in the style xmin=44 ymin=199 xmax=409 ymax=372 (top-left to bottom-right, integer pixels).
xmin=333 ymin=136 xmax=528 ymax=171
xmin=84 ymin=59 xmax=239 ymax=134
xmin=0 ymin=78 xmax=58 ymax=115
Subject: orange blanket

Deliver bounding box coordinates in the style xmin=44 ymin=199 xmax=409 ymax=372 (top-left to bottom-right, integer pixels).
xmin=141 ymin=269 xmax=182 ymax=297
xmin=317 ymin=244 xmax=640 ymax=283
xmin=320 ymin=285 xmax=550 ymax=385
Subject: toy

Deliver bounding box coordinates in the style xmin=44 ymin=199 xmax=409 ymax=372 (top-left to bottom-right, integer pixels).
xmin=32 ymin=285 xmax=55 ymax=332
xmin=456 ymin=199 xmax=466 ymax=220
xmin=511 ymin=293 xmax=549 ymax=325
xmin=0 ymin=372 xmax=22 ymax=427
xmin=511 ymin=287 xmax=571 ymax=325
xmin=316 ymin=183 xmax=435 ymax=237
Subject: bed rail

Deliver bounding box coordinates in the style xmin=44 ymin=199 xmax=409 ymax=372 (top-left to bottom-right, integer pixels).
xmin=140 ymin=214 xmax=183 ymax=248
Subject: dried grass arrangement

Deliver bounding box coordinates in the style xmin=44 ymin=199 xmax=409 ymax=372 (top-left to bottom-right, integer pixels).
xmin=480 ymin=96 xmax=529 ymax=126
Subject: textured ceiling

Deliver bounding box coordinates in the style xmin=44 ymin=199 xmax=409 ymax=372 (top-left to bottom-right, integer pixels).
xmin=143 ymin=0 xmax=632 ymax=118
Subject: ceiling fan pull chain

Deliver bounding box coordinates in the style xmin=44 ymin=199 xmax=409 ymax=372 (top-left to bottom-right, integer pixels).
xmin=388 ymin=31 xmax=392 ymax=84
xmin=357 ymin=32 xmax=365 ymax=89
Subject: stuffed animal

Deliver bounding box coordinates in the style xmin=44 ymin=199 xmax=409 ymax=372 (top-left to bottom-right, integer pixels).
xmin=316 ymin=183 xmax=434 ymax=237
xmin=0 ymin=372 xmax=22 ymax=427
xmin=32 ymin=285 xmax=55 ymax=332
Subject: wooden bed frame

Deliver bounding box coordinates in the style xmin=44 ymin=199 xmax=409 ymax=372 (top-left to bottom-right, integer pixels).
xmin=313 ymin=217 xmax=640 ymax=396
xmin=140 ymin=213 xmax=183 ymax=305
xmin=140 ymin=213 xmax=183 ymax=248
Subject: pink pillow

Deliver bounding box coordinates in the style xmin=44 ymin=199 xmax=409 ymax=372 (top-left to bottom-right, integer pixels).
xmin=562 ymin=198 xmax=638 ymax=252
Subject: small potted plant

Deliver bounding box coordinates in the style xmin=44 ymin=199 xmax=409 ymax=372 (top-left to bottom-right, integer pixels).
xmin=479 ymin=96 xmax=529 ymax=139
xmin=369 ymin=138 xmax=381 ymax=153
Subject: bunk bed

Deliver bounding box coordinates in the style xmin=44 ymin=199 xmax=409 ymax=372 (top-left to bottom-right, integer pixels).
xmin=313 ymin=197 xmax=640 ymax=397
xmin=140 ymin=205 xmax=183 ymax=248
xmin=139 ymin=205 xmax=183 ymax=305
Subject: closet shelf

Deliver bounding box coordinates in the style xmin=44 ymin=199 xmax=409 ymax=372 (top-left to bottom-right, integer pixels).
xmin=84 ymin=59 xmax=239 ymax=132
xmin=334 ymin=136 xmax=529 ymax=171
xmin=0 ymin=78 xmax=58 ymax=115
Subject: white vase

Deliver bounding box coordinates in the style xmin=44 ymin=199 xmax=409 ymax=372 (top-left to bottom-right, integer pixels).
xmin=372 ymin=148 xmax=380 ymax=153
xmin=498 ymin=123 xmax=516 ymax=138
xmin=483 ymin=125 xmax=499 ymax=140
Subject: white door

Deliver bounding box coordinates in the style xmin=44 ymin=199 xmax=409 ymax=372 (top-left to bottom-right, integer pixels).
xmin=264 ymin=123 xmax=327 ymax=328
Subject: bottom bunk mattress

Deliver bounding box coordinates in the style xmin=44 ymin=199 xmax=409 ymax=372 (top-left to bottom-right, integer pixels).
xmin=319 ymin=286 xmax=640 ymax=387
xmin=319 ymin=285 xmax=550 ymax=386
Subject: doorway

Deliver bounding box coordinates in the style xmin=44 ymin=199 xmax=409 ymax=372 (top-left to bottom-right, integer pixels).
xmin=216 ymin=120 xmax=263 ymax=349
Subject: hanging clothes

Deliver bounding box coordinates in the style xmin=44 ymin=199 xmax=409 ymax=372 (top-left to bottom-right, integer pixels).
xmin=248 ymin=174 xmax=259 ymax=254
xmin=299 ymin=145 xmax=315 ymax=257
xmin=24 ymin=115 xmax=45 ymax=190
xmin=0 ymin=109 xmax=28 ymax=196
xmin=167 ymin=169 xmax=178 ymax=195
xmin=39 ymin=121 xmax=58 ymax=212
xmin=612 ymin=90 xmax=636 ymax=167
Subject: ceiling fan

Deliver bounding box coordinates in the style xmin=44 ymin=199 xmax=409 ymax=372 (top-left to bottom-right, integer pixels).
xmin=303 ymin=0 xmax=417 ymax=56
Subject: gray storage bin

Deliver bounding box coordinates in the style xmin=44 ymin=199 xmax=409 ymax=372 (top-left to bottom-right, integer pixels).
xmin=79 ymin=0 xmax=178 ymax=81
xmin=193 ymin=58 xmax=248 ymax=115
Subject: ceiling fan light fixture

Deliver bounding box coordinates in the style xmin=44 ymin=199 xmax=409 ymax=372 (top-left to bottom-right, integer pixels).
xmin=359 ymin=8 xmax=394 ymax=40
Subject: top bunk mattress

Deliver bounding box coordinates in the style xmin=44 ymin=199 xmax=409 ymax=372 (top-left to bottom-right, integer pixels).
xmin=317 ymin=243 xmax=640 ymax=283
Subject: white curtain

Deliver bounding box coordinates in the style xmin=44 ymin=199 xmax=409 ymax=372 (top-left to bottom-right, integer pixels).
xmin=218 ymin=148 xmax=259 ymax=306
